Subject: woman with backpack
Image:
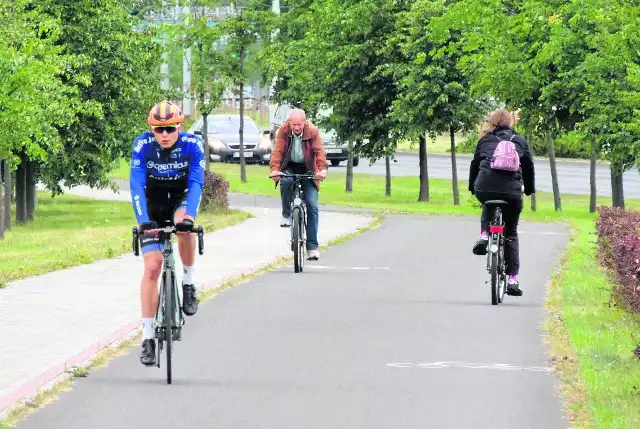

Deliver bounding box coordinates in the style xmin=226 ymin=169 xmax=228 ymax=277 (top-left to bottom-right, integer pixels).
xmin=468 ymin=108 xmax=535 ymax=297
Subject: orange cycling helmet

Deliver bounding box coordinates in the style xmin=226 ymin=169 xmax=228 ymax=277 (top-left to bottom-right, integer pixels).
xmin=147 ymin=100 xmax=184 ymax=126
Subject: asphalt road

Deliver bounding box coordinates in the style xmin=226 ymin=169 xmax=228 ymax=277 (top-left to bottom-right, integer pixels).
xmin=16 ymin=217 xmax=570 ymax=429
xmin=342 ymin=152 xmax=640 ymax=198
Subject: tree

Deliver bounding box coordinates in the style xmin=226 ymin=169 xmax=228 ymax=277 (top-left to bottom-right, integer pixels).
xmin=389 ymin=0 xmax=487 ymax=204
xmin=216 ymin=0 xmax=273 ymax=183
xmin=37 ymin=0 xmax=163 ymax=196
xmin=263 ymin=0 xmax=409 ymax=195
xmin=576 ymin=2 xmax=640 ymax=210
xmin=0 ymin=0 xmax=87 ymax=223
xmin=180 ymin=0 xmax=231 ymax=172
xmin=432 ymin=0 xmax=594 ymax=212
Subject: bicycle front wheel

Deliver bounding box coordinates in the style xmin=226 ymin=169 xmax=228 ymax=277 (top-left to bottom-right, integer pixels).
xmin=292 ymin=207 xmax=303 ymax=273
xmin=164 ymin=270 xmax=174 ymax=384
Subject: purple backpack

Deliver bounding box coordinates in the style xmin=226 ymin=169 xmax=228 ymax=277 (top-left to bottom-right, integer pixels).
xmin=490 ymin=134 xmax=520 ymax=172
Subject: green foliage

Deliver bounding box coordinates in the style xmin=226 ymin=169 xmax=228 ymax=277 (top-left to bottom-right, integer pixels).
xmin=0 ymin=0 xmax=86 ymax=166
xmin=386 ymin=0 xmax=488 ymax=148
xmin=179 ymin=0 xmax=230 ymax=116
xmin=3 ymin=0 xmax=164 ymax=194
xmin=48 ymin=0 xmax=163 ymax=194
xmin=262 ymin=0 xmax=410 ymax=162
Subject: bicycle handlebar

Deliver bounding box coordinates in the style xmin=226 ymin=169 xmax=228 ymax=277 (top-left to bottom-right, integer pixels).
xmin=269 ymin=172 xmax=317 ymax=179
xmin=132 ymin=225 xmax=204 ymax=257
xmin=269 ymin=172 xmax=318 ymax=189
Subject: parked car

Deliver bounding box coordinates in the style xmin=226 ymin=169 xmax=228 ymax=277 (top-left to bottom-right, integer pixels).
xmin=270 ymin=104 xmax=359 ymax=167
xmin=189 ymin=114 xmax=272 ymax=164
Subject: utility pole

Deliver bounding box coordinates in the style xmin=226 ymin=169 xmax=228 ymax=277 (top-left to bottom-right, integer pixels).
xmin=160 ymin=0 xmax=170 ymax=90
xmin=268 ymin=0 xmax=280 ymax=124
xmin=182 ymin=2 xmax=193 ymax=117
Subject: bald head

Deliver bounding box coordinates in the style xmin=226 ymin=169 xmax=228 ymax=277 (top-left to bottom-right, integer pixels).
xmin=289 ymin=108 xmax=306 ymax=135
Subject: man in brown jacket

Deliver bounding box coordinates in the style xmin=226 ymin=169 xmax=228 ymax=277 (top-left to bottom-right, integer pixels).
xmin=270 ymin=108 xmax=328 ymax=260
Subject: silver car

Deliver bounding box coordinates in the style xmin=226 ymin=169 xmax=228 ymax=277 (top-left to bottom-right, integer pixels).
xmin=270 ymin=104 xmax=359 ymax=167
xmin=189 ymin=114 xmax=272 ymax=164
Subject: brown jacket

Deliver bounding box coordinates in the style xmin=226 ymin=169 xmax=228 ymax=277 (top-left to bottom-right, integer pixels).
xmin=270 ymin=120 xmax=328 ymax=188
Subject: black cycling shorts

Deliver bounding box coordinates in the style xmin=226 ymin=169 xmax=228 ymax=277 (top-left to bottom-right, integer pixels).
xmin=141 ymin=194 xmax=188 ymax=254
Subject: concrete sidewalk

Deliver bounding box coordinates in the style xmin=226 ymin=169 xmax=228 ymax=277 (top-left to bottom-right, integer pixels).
xmin=1 ymin=185 xmax=375 ymax=416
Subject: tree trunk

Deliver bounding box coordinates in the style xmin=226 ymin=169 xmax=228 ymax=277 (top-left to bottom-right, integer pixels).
xmin=345 ymin=140 xmax=354 ymax=193
xmin=418 ymin=133 xmax=429 ymax=202
xmin=0 ymin=160 xmax=4 ymax=239
xmin=526 ymin=135 xmax=536 ymax=211
xmin=385 ymin=154 xmax=391 ymax=197
xmin=450 ymin=126 xmax=460 ymax=205
xmin=530 ymin=192 xmax=537 ymax=212
xmin=26 ymin=160 xmax=35 ymax=221
xmin=611 ymin=165 xmax=619 ymax=207
xmin=15 ymin=157 xmax=27 ymax=224
xmin=611 ymin=165 xmax=625 ymax=209
xmin=589 ymin=138 xmax=597 ymax=213
xmin=546 ymin=130 xmax=562 ymax=211
xmin=3 ymin=159 xmax=10 ymax=230
xmin=239 ymin=44 xmax=247 ymax=183
xmin=196 ymin=44 xmax=210 ymax=173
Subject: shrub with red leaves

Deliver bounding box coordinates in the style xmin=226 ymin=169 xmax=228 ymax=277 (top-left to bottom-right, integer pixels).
xmin=596 ymin=206 xmax=640 ymax=313
xmin=200 ymin=170 xmax=229 ymax=212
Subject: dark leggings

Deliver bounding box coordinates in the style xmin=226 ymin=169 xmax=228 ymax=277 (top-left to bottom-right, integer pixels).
xmin=475 ymin=191 xmax=523 ymax=276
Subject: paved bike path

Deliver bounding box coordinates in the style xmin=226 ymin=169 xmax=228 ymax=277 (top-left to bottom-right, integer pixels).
xmin=0 ymin=187 xmax=374 ymax=417
xmin=15 ymin=216 xmax=571 ymax=428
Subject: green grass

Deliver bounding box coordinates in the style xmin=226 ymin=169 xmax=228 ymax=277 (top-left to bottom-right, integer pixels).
xmin=0 ymin=193 xmax=251 ymax=286
xmin=396 ymin=133 xmax=471 ymax=154
xmin=207 ymin=162 xmax=640 ymax=427
xmin=545 ymin=219 xmax=640 ymax=428
xmin=108 ymin=159 xmax=130 ymax=181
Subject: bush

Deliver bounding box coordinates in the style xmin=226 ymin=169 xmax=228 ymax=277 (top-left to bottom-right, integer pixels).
xmin=456 ymin=128 xmax=479 ymax=154
xmin=596 ymin=206 xmax=640 ymax=313
xmin=200 ymin=170 xmax=229 ymax=212
xmin=528 ymin=132 xmax=590 ymax=159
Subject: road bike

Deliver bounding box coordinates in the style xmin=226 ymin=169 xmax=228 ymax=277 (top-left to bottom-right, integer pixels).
xmin=132 ymin=224 xmax=204 ymax=384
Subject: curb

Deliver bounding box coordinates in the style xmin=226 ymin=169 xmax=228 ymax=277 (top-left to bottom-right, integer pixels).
xmin=0 ymin=319 xmax=141 ymax=416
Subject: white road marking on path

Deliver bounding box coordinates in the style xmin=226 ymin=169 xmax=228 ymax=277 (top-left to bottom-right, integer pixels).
xmin=387 ymin=361 xmax=554 ymax=373
xmin=286 ymin=265 xmax=391 ymax=270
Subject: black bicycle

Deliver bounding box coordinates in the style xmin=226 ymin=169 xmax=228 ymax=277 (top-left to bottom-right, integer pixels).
xmin=484 ymin=200 xmax=508 ymax=305
xmin=270 ymin=172 xmax=316 ymax=273
xmin=132 ymin=224 xmax=204 ymax=384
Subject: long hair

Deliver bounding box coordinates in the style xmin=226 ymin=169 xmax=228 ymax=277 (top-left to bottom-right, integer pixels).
xmin=480 ymin=108 xmax=513 ymax=137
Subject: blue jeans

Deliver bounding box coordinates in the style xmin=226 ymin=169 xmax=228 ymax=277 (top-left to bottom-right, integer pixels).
xmin=280 ymin=168 xmax=319 ymax=250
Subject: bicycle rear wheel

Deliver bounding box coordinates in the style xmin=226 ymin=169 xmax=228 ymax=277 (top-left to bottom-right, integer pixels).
xmin=292 ymin=207 xmax=303 ymax=273
xmin=490 ymin=249 xmax=499 ymax=305
xmin=164 ymin=269 xmax=174 ymax=384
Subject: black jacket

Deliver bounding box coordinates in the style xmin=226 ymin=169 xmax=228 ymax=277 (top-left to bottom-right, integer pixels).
xmin=468 ymin=126 xmax=535 ymax=196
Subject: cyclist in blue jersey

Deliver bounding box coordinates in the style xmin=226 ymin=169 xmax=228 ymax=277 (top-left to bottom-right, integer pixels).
xmin=130 ymin=100 xmax=205 ymax=366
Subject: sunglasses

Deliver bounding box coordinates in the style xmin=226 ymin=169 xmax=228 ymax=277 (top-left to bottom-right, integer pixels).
xmin=152 ymin=125 xmax=179 ymax=134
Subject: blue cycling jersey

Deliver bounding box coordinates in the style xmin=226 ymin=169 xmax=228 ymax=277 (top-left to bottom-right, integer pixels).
xmin=130 ymin=131 xmax=205 ymax=224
